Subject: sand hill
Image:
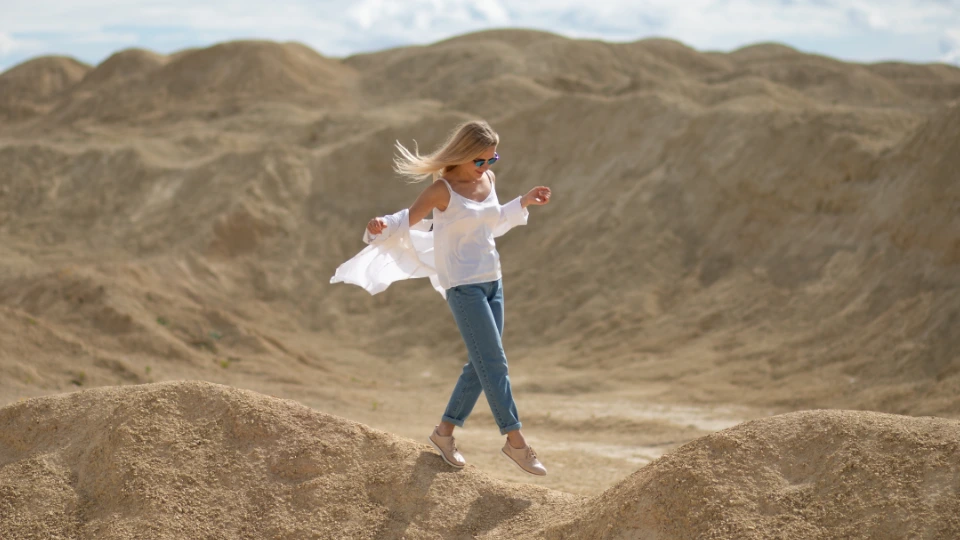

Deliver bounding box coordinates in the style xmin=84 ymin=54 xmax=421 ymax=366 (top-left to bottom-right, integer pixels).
xmin=1 ymin=382 xmax=957 ymax=539
xmin=0 ymin=56 xmax=92 ymax=120
xmin=1 ymin=28 xmax=959 ymax=538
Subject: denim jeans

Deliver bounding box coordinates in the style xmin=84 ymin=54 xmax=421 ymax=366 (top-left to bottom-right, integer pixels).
xmin=441 ymin=279 xmax=522 ymax=435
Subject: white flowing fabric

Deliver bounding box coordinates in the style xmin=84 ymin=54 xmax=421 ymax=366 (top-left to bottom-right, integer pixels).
xmin=330 ymin=196 xmax=528 ymax=299
xmin=329 ymin=208 xmax=446 ymax=297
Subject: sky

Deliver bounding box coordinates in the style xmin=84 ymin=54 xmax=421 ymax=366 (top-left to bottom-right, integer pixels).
xmin=2 ymin=0 xmax=959 ymax=73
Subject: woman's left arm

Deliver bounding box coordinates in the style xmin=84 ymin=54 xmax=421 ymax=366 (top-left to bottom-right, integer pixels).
xmin=521 ymin=186 xmax=551 ymax=208
xmin=492 ymin=171 xmax=551 ymax=237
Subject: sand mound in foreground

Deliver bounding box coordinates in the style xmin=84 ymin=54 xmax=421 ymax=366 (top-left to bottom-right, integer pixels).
xmin=545 ymin=410 xmax=960 ymax=539
xmin=0 ymin=381 xmax=574 ymax=540
xmin=3 ymin=382 xmax=959 ymax=539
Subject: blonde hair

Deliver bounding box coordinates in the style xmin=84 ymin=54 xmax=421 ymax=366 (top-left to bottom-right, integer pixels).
xmin=393 ymin=120 xmax=499 ymax=183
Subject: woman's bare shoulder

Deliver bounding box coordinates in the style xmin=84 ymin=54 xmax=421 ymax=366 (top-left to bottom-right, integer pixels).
xmin=425 ymin=178 xmax=451 ymax=210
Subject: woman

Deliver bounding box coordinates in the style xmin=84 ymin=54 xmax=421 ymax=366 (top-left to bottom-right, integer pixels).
xmin=364 ymin=120 xmax=551 ymax=476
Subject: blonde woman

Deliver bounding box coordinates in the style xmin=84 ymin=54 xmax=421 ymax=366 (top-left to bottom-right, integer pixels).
xmin=359 ymin=120 xmax=551 ymax=475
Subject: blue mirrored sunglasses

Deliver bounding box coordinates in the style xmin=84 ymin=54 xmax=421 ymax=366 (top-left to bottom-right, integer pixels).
xmin=473 ymin=153 xmax=499 ymax=168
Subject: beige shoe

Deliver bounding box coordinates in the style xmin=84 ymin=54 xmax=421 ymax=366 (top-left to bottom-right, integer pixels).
xmin=428 ymin=426 xmax=465 ymax=468
xmin=501 ymin=442 xmax=547 ymax=476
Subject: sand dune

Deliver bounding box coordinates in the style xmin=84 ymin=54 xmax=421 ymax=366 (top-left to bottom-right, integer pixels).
xmin=2 ymin=382 xmax=957 ymax=539
xmin=545 ymin=409 xmax=960 ymax=539
xmin=17 ymin=41 xmax=358 ymax=125
xmin=0 ymin=382 xmax=575 ymax=539
xmin=77 ymin=48 xmax=169 ymax=88
xmin=1 ymin=28 xmax=959 ymax=537
xmin=0 ymin=56 xmax=92 ymax=120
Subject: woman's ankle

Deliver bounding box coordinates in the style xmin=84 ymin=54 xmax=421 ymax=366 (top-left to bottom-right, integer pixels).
xmin=436 ymin=422 xmax=456 ymax=437
xmin=506 ymin=431 xmax=526 ymax=449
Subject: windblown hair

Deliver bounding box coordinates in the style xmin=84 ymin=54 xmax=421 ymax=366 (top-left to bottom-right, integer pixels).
xmin=393 ymin=120 xmax=500 ymax=183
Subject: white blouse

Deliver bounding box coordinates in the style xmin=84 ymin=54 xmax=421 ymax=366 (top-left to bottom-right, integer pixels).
xmin=330 ymin=193 xmax=528 ymax=298
xmin=433 ymin=177 xmax=510 ymax=290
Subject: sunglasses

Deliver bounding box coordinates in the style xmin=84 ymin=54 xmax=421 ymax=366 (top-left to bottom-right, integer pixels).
xmin=472 ymin=153 xmax=499 ymax=168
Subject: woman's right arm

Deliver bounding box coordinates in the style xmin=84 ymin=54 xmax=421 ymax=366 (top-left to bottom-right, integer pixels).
xmin=366 ymin=180 xmax=449 ymax=235
xmin=407 ymin=180 xmax=449 ymax=227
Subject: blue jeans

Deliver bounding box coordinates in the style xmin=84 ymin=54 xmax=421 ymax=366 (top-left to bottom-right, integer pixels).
xmin=441 ymin=279 xmax=522 ymax=435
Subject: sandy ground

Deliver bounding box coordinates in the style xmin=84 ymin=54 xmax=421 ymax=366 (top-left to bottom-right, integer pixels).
xmin=1 ymin=29 xmax=959 ymax=538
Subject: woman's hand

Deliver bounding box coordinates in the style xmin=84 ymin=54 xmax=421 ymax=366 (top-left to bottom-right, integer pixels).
xmin=367 ymin=217 xmax=387 ymax=235
xmin=521 ymin=186 xmax=551 ymax=208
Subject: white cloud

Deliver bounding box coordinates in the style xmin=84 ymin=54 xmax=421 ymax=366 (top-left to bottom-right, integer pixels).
xmin=941 ymin=29 xmax=960 ymax=64
xmin=0 ymin=30 xmax=47 ymax=58
xmin=472 ymin=0 xmax=511 ymax=24
xmin=0 ymin=0 xmax=958 ymax=65
xmin=71 ymin=31 xmax=140 ymax=45
xmin=0 ymin=32 xmax=19 ymax=56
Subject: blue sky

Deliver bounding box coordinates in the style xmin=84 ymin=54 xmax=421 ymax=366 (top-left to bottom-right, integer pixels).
xmin=2 ymin=0 xmax=959 ymax=73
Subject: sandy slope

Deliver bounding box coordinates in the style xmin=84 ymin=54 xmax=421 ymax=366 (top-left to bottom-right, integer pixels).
xmin=0 ymin=28 xmax=959 ymax=537
xmin=1 ymin=382 xmax=957 ymax=539
xmin=0 ymin=382 xmax=578 ymax=539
